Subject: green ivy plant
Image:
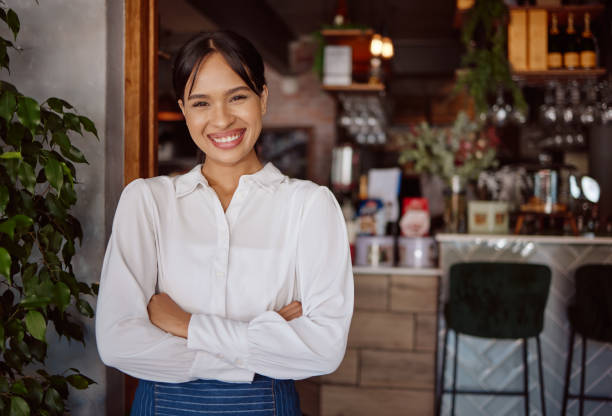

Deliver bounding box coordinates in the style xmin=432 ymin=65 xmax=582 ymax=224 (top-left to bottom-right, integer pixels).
xmin=0 ymin=4 xmax=97 ymax=416
xmin=455 ymin=0 xmax=526 ymax=115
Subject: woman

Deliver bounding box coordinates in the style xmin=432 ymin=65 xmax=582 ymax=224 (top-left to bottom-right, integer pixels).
xmin=95 ymin=30 xmax=354 ymax=415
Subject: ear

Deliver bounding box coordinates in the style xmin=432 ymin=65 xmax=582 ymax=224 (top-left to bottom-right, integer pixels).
xmin=178 ymin=99 xmax=185 ymax=115
xmin=260 ymin=85 xmax=268 ymax=116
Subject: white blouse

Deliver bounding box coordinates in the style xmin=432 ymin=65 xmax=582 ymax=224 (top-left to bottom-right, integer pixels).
xmin=95 ymin=163 xmax=354 ymax=383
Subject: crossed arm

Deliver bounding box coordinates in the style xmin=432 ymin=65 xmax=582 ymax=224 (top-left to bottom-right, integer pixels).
xmin=147 ymin=293 xmax=303 ymax=338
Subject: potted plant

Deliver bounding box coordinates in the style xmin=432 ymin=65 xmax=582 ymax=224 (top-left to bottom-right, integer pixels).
xmin=392 ymin=112 xmax=499 ymax=232
xmin=0 ymin=5 xmax=97 ymax=415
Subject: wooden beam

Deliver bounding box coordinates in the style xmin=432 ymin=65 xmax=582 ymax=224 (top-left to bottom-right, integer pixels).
xmin=186 ymin=0 xmax=296 ymax=74
xmin=125 ymin=0 xmax=158 ymax=185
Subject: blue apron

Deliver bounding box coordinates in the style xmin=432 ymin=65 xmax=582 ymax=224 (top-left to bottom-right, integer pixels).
xmin=130 ymin=374 xmax=301 ymax=415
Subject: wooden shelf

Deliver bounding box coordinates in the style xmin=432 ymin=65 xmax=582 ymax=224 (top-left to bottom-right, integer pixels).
xmin=158 ymin=111 xmax=183 ymax=122
xmin=512 ymin=68 xmax=606 ymax=84
xmin=454 ymin=3 xmax=605 ymax=28
xmin=320 ymin=29 xmax=373 ymax=38
xmin=322 ymin=82 xmax=385 ymax=93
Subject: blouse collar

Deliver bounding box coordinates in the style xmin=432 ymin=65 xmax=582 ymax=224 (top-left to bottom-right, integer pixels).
xmin=174 ymin=162 xmax=286 ymax=198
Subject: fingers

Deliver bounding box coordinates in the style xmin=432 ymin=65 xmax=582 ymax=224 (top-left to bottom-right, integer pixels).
xmin=276 ymin=301 xmax=302 ymax=322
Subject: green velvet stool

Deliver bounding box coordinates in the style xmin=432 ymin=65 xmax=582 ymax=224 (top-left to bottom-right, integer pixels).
xmin=435 ymin=262 xmax=551 ymax=416
xmin=561 ymin=264 xmax=612 ymax=416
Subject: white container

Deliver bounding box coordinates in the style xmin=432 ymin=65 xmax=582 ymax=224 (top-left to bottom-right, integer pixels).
xmin=355 ymin=236 xmax=394 ymax=267
xmin=397 ymin=237 xmax=437 ymax=268
xmin=468 ymin=200 xmax=509 ymax=234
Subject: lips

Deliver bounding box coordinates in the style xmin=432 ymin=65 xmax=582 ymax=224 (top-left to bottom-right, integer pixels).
xmin=207 ymin=128 xmax=246 ymax=149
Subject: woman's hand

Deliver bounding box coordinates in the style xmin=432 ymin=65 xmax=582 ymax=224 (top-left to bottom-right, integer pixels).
xmin=148 ymin=293 xmax=191 ymax=338
xmin=276 ymin=301 xmax=302 ymax=322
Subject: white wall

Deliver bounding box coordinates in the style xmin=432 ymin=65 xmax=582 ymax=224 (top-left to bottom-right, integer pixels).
xmin=1 ymin=1 xmax=124 ymax=414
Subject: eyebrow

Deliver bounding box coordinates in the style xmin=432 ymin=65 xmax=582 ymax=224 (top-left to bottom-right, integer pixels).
xmin=188 ymin=86 xmax=251 ymax=101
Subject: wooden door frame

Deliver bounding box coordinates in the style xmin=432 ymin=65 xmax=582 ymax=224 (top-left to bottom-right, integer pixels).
xmin=125 ymin=0 xmax=158 ymax=185
xmin=123 ymin=0 xmax=158 ymax=413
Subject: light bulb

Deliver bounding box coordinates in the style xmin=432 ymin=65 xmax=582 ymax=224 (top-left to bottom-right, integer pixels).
xmin=381 ymin=37 xmax=394 ymax=59
xmin=370 ymin=34 xmax=382 ymax=56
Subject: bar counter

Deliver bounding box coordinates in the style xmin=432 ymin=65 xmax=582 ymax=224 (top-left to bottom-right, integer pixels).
xmin=297 ymin=266 xmax=441 ymax=416
xmin=436 ymin=233 xmax=612 ymax=416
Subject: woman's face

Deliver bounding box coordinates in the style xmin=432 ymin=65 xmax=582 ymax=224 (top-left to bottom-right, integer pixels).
xmin=178 ymin=52 xmax=268 ymax=169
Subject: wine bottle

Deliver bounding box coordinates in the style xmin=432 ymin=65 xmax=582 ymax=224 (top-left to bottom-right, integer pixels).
xmin=548 ymin=14 xmax=562 ymax=69
xmin=563 ymin=13 xmax=580 ymax=70
xmin=580 ymin=13 xmax=597 ymax=69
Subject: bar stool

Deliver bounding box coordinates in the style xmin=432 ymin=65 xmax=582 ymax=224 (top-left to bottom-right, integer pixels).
xmin=436 ymin=262 xmax=551 ymax=416
xmin=561 ymin=264 xmax=612 ymax=416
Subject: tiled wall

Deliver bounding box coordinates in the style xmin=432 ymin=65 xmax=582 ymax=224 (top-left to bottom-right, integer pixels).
xmin=297 ymin=273 xmax=440 ymax=416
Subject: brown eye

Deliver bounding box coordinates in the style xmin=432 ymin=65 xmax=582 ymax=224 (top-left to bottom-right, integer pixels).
xmin=193 ymin=101 xmax=209 ymax=107
xmin=230 ymin=95 xmax=247 ymax=102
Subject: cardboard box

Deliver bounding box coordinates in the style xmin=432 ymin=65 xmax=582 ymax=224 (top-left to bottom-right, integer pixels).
xmin=508 ymin=9 xmax=528 ymax=71
xmin=528 ymin=9 xmax=548 ymax=70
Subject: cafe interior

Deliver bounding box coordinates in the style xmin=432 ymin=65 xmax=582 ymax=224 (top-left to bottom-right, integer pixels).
xmin=2 ymin=0 xmax=612 ymax=415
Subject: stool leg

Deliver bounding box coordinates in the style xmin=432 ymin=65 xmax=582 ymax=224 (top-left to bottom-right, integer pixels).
xmin=536 ymin=336 xmax=546 ymax=416
xmin=522 ymin=338 xmax=529 ymax=416
xmin=562 ymin=328 xmax=575 ymax=416
xmin=451 ymin=332 xmax=459 ymax=416
xmin=436 ymin=328 xmax=449 ymax=416
xmin=579 ymin=335 xmax=587 ymax=416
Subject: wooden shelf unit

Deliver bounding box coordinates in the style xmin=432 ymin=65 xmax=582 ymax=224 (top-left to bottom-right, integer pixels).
xmin=512 ymin=68 xmax=606 ymax=84
xmin=454 ymin=3 xmax=605 ymax=28
xmin=322 ymin=82 xmax=384 ymax=93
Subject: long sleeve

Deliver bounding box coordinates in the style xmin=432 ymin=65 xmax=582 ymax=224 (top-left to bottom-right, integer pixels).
xmin=187 ymin=186 xmax=354 ymax=379
xmin=95 ymin=179 xmax=253 ymax=383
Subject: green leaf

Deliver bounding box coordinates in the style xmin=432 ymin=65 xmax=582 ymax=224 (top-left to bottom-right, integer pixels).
xmin=51 ymin=131 xmax=70 ymax=150
xmin=66 ymin=374 xmax=91 ymax=390
xmin=60 ymin=145 xmax=87 ymax=164
xmin=0 ymin=377 xmax=8 ymax=393
xmin=17 ymin=162 xmax=36 ymax=194
xmin=44 ymin=157 xmax=63 ymax=192
xmin=6 ymin=9 xmax=20 ymax=41
xmin=10 ymin=380 xmax=27 ymax=395
xmin=7 ymin=122 xmax=26 ymax=148
xmin=25 ymin=311 xmax=46 ymax=342
xmin=0 ymin=218 xmax=16 ymax=239
xmin=76 ymin=299 xmax=94 ymax=318
xmin=63 ymin=113 xmax=81 ymax=134
xmin=0 ymin=325 xmax=4 ymax=351
xmin=0 ymin=151 xmax=21 ymax=159
xmin=78 ymin=115 xmax=98 ymax=139
xmin=0 ymin=185 xmax=8 ymax=215
xmin=52 ymin=282 xmax=70 ymax=312
xmin=0 ymin=247 xmax=11 ymax=279
xmin=24 ymin=378 xmax=43 ymax=405
xmin=17 ymin=97 xmax=41 ymax=132
xmin=0 ymin=89 xmax=16 ymax=121
xmin=9 ymin=396 xmax=29 ymax=416
xmin=20 ymin=296 xmax=51 ymax=310
xmin=46 ymin=97 xmax=72 ymax=113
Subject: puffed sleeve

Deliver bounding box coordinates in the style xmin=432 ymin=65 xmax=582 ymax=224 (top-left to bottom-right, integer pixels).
xmin=187 ymin=186 xmax=354 ymax=379
xmin=95 ymin=179 xmax=253 ymax=383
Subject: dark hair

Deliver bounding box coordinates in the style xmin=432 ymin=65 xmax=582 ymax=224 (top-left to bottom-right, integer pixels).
xmin=172 ymin=30 xmax=266 ymax=101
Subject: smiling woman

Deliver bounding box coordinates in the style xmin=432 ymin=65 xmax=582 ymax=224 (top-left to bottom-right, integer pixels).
xmin=95 ymin=30 xmax=354 ymax=416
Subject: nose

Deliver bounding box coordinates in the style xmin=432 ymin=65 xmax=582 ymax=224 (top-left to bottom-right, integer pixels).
xmin=210 ymin=102 xmax=234 ymax=129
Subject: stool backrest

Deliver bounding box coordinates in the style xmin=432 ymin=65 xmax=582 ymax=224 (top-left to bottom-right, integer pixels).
xmin=572 ymin=264 xmax=612 ymax=343
xmin=446 ymin=262 xmax=551 ymax=339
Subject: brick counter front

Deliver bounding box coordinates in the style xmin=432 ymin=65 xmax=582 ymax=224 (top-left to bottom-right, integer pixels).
xmin=296 ymin=268 xmax=441 ymax=416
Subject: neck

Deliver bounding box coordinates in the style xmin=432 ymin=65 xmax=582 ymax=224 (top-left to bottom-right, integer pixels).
xmin=201 ymin=152 xmax=263 ymax=193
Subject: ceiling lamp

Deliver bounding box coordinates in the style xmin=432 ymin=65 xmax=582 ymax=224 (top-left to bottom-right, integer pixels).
xmin=381 ymin=37 xmax=394 ymax=59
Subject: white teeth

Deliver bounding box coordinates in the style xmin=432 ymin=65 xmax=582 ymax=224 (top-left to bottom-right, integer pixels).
xmin=211 ymin=133 xmax=240 ymax=143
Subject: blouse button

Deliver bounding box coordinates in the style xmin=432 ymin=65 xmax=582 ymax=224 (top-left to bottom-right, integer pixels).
xmin=235 ymin=358 xmax=243 ymax=366
xmin=215 ymin=271 xmax=225 ymax=278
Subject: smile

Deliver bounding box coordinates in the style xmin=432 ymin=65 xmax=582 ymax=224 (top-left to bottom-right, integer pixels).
xmin=207 ymin=128 xmax=246 ymax=149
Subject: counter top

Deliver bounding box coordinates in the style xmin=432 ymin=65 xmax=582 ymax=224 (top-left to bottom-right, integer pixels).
xmin=352 ymin=266 xmax=441 ymax=276
xmin=435 ymin=233 xmax=612 ymax=245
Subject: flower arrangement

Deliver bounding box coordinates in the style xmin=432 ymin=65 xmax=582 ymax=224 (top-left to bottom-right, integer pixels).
xmin=393 ymin=112 xmax=499 ymax=185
